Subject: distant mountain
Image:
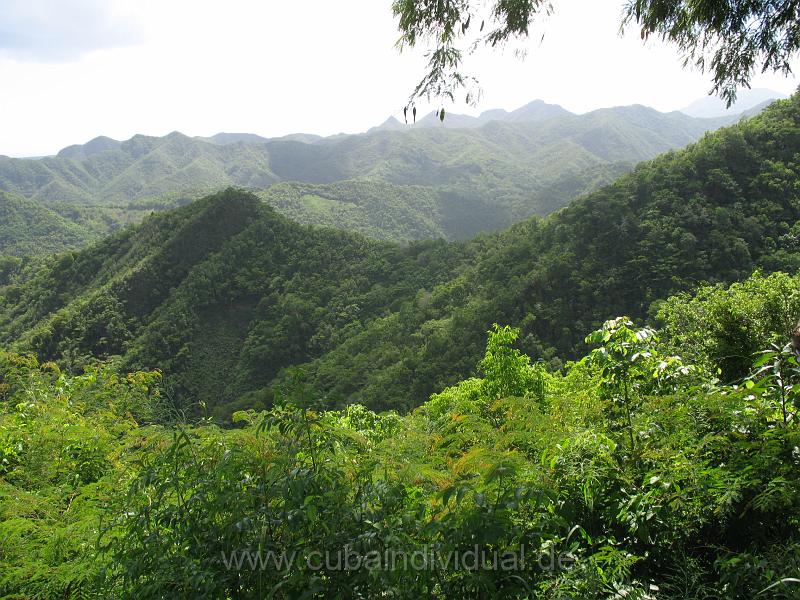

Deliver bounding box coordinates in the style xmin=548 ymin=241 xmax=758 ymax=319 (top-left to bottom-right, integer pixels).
xmin=196 ymin=132 xmax=327 ymax=146
xmin=680 ymin=87 xmax=787 ymax=118
xmin=505 ymin=99 xmax=572 ymax=122
xmin=57 ymin=136 xmax=121 ymax=159
xmin=737 ymin=99 xmax=778 ymax=119
xmin=1 ymin=130 xmax=277 ymax=205
xmin=371 ymin=117 xmax=406 ymax=132
xmin=0 ymin=100 xmax=766 ymax=248
xmin=197 ymin=132 xmax=271 ymax=145
xmin=369 ymin=99 xmax=572 ymax=132
xmin=277 ymin=133 xmax=326 ymax=143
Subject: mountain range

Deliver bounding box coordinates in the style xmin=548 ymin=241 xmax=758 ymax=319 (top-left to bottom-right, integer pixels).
xmin=370 ymin=90 xmax=787 ymax=130
xmin=2 ymin=94 xmax=797 ymax=420
xmin=0 ymin=99 xmax=770 ymax=255
xmin=369 ymin=99 xmax=572 ymax=131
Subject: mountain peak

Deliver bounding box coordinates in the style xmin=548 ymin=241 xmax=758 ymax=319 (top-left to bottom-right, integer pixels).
xmin=370 ymin=99 xmax=572 ymax=132
xmin=506 ymin=99 xmax=572 ymax=122
xmin=201 ymin=132 xmax=271 ymax=145
xmin=478 ymin=108 xmax=509 ymax=120
xmin=368 ymin=116 xmax=406 ymax=134
xmin=57 ymin=135 xmax=121 ymax=159
xmin=164 ymin=131 xmax=191 ymax=141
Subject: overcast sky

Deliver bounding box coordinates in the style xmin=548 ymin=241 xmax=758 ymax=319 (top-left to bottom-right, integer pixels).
xmin=1 ymin=0 xmax=798 ymax=157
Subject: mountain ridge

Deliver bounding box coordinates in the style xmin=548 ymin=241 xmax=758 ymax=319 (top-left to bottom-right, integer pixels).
xmin=0 ymin=104 xmax=739 ymax=207
xmin=2 ymin=95 xmax=798 ymax=417
xmin=0 ymin=98 xmax=776 ymax=255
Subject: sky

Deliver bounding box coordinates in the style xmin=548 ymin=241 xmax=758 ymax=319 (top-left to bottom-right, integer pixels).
xmin=0 ymin=0 xmax=798 ymax=157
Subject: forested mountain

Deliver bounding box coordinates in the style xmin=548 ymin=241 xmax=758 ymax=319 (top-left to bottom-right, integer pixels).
xmin=296 ymin=94 xmax=800 ymax=410
xmin=0 ymin=190 xmax=151 ymax=256
xmin=56 ymin=135 xmax=122 ymax=159
xmin=0 ymin=191 xmax=92 ymax=255
xmin=258 ymin=181 xmax=452 ymax=241
xmin=2 ymin=95 xmax=798 ymax=420
xmin=0 ymin=189 xmax=475 ymax=418
xmin=0 ymin=103 xmax=745 ymax=245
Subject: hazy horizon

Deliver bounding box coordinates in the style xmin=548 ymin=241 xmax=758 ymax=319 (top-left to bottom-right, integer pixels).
xmin=1 ymin=88 xmax=788 ymax=159
xmin=2 ymin=0 xmax=798 ymax=157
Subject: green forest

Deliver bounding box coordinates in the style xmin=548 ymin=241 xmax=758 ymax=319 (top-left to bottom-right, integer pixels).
xmin=2 ymin=274 xmax=800 ymax=598
xmin=2 ymin=96 xmax=799 ymax=418
xmin=1 ymin=87 xmax=800 ymax=598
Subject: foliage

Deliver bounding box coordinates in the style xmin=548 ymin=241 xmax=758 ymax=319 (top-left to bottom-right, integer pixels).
xmin=393 ymin=0 xmax=799 ymax=106
xmin=393 ymin=0 xmax=551 ymax=104
xmin=0 ymin=350 xmax=162 ymax=598
xmin=4 ymin=299 xmax=800 ymax=597
xmin=624 ymin=0 xmax=800 ymax=105
xmin=747 ymin=342 xmax=800 ymax=426
xmin=585 ymin=317 xmax=694 ymax=453
xmin=655 ymin=271 xmax=800 ymax=382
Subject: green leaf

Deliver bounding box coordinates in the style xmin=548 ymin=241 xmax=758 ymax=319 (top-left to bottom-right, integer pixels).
xmin=753 ymin=352 xmax=779 ymax=368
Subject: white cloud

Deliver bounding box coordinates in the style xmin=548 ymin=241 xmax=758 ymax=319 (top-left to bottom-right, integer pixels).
xmin=0 ymin=0 xmax=144 ymax=62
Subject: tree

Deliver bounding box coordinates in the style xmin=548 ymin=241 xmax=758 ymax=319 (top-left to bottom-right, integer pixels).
xmin=393 ymin=0 xmax=800 ymax=108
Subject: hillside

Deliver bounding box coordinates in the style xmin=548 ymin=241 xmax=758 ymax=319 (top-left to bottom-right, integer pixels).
xmin=258 ymin=180 xmax=450 ymax=241
xmin=0 ymin=191 xmax=149 ymax=256
xmin=0 ymin=104 xmax=743 ymax=244
xmin=0 ymin=191 xmax=93 ymax=255
xmin=1 ymin=95 xmax=798 ymax=418
xmin=0 ymin=189 xmax=473 ymax=416
xmin=293 ymin=94 xmax=800 ymax=410
xmin=0 ymin=190 xmax=176 ymax=256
